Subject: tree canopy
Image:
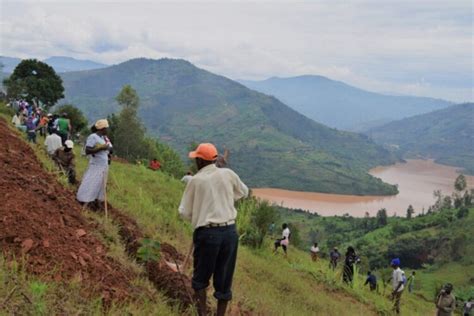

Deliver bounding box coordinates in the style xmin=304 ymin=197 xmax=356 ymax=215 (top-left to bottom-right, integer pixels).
xmin=4 ymin=59 xmax=64 ymax=108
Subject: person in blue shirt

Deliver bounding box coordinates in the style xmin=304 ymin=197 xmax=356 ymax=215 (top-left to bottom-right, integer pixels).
xmin=364 ymin=271 xmax=377 ymax=291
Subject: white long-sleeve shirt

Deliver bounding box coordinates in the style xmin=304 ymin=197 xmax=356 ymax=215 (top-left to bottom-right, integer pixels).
xmin=44 ymin=133 xmax=63 ymax=155
xmin=178 ymin=164 xmax=249 ymax=229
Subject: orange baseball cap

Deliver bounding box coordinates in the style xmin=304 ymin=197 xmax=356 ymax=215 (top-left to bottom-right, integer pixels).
xmin=189 ymin=143 xmax=218 ymax=161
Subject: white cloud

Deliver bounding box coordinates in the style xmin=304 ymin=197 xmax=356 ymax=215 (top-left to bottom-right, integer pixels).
xmin=0 ymin=0 xmax=472 ymax=102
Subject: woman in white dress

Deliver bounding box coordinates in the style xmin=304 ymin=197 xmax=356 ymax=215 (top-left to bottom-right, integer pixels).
xmin=76 ymin=119 xmax=113 ymax=207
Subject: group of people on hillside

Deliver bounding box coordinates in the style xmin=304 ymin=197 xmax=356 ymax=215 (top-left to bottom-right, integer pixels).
xmin=10 ymin=107 xmax=471 ymax=316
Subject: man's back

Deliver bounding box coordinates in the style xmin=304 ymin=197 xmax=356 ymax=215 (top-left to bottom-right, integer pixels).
xmin=179 ymin=164 xmax=248 ymax=229
xmin=45 ymin=134 xmax=62 ymax=155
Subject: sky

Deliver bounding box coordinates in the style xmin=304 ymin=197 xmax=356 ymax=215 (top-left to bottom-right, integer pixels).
xmin=1 ymin=0 xmax=472 ymax=102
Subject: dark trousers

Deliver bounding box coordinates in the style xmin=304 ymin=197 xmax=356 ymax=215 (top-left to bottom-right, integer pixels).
xmin=27 ymin=131 xmax=36 ymax=143
xmin=58 ymin=132 xmax=68 ymax=144
xmin=192 ymin=224 xmax=238 ymax=301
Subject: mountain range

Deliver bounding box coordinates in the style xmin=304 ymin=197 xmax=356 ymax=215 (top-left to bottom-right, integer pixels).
xmin=0 ymin=56 xmax=108 ymax=73
xmin=240 ymin=76 xmax=452 ymax=131
xmin=60 ymin=58 xmax=399 ymax=195
xmin=366 ymin=103 xmax=474 ymax=174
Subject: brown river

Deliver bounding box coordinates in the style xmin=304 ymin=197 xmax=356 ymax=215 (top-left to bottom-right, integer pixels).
xmin=253 ymin=159 xmax=474 ymax=217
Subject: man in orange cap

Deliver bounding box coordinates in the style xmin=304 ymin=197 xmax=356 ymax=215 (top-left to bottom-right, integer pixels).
xmin=179 ymin=143 xmax=248 ymax=316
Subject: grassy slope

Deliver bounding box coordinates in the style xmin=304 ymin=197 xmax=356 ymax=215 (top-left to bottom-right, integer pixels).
xmin=278 ymin=204 xmax=474 ymax=308
xmin=75 ymin=153 xmax=434 ymax=315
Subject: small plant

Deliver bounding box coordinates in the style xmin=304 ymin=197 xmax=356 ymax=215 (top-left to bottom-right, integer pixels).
xmin=29 ymin=281 xmax=48 ymax=315
xmin=136 ymin=238 xmax=161 ymax=262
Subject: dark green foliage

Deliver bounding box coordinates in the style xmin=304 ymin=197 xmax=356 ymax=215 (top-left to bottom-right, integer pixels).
xmin=54 ymin=104 xmax=88 ymax=134
xmin=240 ymin=200 xmax=279 ymax=249
xmin=455 ymin=174 xmax=467 ymax=192
xmin=406 ymin=205 xmax=415 ymax=219
xmin=376 ymin=208 xmax=388 ymax=227
xmin=456 ymin=207 xmax=469 ymax=219
xmin=4 ymin=59 xmax=64 ymax=108
xmin=136 ymin=238 xmax=161 ymax=262
xmin=368 ymin=103 xmax=474 ymax=175
xmin=61 ymin=58 xmax=399 ymax=195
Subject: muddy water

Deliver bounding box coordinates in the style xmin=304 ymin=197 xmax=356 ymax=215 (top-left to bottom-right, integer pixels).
xmin=252 ymin=159 xmax=474 ymax=217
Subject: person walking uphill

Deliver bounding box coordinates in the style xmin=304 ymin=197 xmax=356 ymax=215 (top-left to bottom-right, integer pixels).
xmin=178 ymin=143 xmax=248 ymax=316
xmin=436 ymin=283 xmax=456 ymax=316
xmin=77 ymin=120 xmax=113 ymax=208
xmin=390 ymin=258 xmax=405 ymax=314
xmin=343 ymin=246 xmax=360 ymax=284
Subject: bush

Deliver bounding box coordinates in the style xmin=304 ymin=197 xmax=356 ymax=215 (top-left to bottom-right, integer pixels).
xmin=239 ymin=198 xmax=278 ymax=249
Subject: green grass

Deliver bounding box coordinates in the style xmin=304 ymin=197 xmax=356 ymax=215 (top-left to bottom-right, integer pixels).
xmin=73 ymin=148 xmax=435 ymax=315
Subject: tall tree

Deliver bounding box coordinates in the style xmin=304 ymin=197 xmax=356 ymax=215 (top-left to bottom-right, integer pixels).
xmin=376 ymin=208 xmax=388 ymax=227
xmin=55 ymin=104 xmax=88 ymax=135
xmin=112 ymin=85 xmax=149 ymax=160
xmin=454 ymin=174 xmax=467 ymax=192
xmin=406 ymin=205 xmax=414 ymax=219
xmin=4 ymin=59 xmax=64 ymax=108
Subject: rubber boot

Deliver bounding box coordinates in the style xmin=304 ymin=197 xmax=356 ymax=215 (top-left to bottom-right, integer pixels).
xmin=216 ymin=300 xmax=228 ymax=316
xmin=194 ymin=289 xmax=207 ymax=316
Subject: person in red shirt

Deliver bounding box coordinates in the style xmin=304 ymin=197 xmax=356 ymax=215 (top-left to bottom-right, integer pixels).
xmin=149 ymin=158 xmax=161 ymax=171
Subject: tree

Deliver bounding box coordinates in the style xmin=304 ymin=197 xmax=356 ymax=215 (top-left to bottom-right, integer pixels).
xmin=406 ymin=205 xmax=415 ymax=219
xmin=454 ymin=174 xmax=467 ymax=192
xmin=376 ymin=208 xmax=388 ymax=227
xmin=111 ymin=85 xmax=150 ymax=160
xmin=3 ymin=59 xmax=64 ymax=108
xmin=54 ymin=104 xmax=88 ymax=135
xmin=116 ymin=84 xmax=139 ymax=110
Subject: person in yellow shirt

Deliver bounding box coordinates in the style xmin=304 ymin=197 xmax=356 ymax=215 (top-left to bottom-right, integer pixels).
xmin=179 ymin=143 xmax=248 ymax=316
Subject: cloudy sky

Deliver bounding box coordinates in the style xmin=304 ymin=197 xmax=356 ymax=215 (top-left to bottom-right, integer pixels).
xmin=1 ymin=0 xmax=472 ymax=102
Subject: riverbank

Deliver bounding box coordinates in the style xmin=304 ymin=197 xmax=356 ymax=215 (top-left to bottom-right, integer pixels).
xmin=253 ymin=159 xmax=474 ymax=217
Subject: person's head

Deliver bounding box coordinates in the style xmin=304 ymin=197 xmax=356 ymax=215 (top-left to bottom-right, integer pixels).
xmin=186 ymin=171 xmax=192 ymax=176
xmin=314 ymin=242 xmax=318 ymax=247
xmin=390 ymin=258 xmax=400 ymax=269
xmin=152 ymin=158 xmax=158 ymax=162
xmin=64 ymin=140 xmax=74 ymax=152
xmin=188 ymin=143 xmax=218 ymax=170
xmin=94 ymin=119 xmax=109 ymax=135
xmin=346 ymin=246 xmax=355 ymax=255
xmin=282 ymin=223 xmax=288 ymax=229
xmin=412 ymin=271 xmax=416 ymax=276
xmin=443 ymin=283 xmax=453 ymax=294
xmin=334 ymin=247 xmax=338 ymax=252
xmin=367 ymin=271 xmax=372 ymax=276
xmin=61 ymin=112 xmax=68 ymax=118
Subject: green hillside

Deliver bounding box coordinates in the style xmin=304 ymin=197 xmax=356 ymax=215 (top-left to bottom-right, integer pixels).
xmin=1 ymin=134 xmax=436 ymax=314
xmin=276 ymin=198 xmax=474 ymax=306
xmin=60 ymin=58 xmax=398 ymax=195
xmin=367 ymin=103 xmax=474 ymax=174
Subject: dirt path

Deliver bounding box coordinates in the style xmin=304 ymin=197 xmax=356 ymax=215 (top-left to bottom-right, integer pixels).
xmin=0 ymin=119 xmax=138 ymax=304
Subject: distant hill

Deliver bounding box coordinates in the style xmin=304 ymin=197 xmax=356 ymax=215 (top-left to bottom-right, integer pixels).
xmin=240 ymin=76 xmax=452 ymax=131
xmin=61 ymin=58 xmax=399 ymax=195
xmin=367 ymin=103 xmax=474 ymax=174
xmin=43 ymin=56 xmax=107 ymax=72
xmin=0 ymin=56 xmax=107 ymax=73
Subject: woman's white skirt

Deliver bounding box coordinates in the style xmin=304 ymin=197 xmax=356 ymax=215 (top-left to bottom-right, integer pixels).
xmin=77 ymin=163 xmax=109 ymax=202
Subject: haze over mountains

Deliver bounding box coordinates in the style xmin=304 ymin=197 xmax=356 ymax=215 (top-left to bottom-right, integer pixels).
xmin=60 ymin=58 xmax=399 ymax=195
xmin=240 ymin=76 xmax=453 ymax=131
xmin=367 ymin=103 xmax=474 ymax=175
xmin=0 ymin=56 xmax=107 ymax=73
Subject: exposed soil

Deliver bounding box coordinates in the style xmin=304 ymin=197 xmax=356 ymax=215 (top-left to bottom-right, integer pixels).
xmin=97 ymin=203 xmax=195 ymax=308
xmin=0 ymin=119 xmax=137 ymax=304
